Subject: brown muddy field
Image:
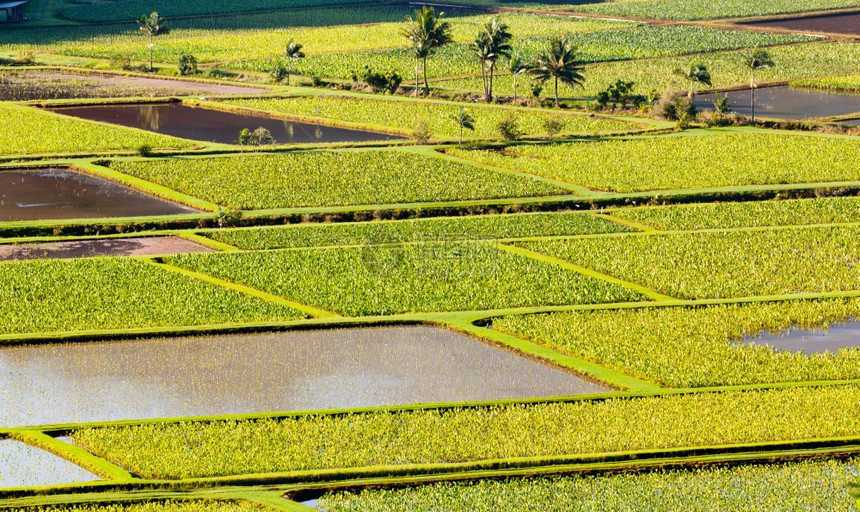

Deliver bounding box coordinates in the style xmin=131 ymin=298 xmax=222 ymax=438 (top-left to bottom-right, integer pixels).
xmin=0 ymin=236 xmax=212 ymax=261
xmin=741 ymin=11 xmax=860 ymax=35
xmin=0 ymin=70 xmax=269 ymax=101
xmin=0 ymin=168 xmax=198 ymax=222
xmin=0 ymin=326 xmax=606 ymax=427
xmin=50 ymin=103 xmax=405 ymax=144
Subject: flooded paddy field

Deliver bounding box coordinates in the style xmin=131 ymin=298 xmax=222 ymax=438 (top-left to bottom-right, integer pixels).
xmin=740 ymin=11 xmax=860 ymax=36
xmin=49 ymin=103 xmax=405 ymax=145
xmin=0 ymin=326 xmax=605 ymax=427
xmin=0 ymin=236 xmax=212 ymax=261
xmin=0 ymin=168 xmax=198 ymax=222
xmin=695 ymin=85 xmax=860 ymax=119
xmin=746 ymin=321 xmax=860 ymax=354
xmin=0 ymin=439 xmax=99 ymax=488
xmin=0 ymin=70 xmax=269 ymax=101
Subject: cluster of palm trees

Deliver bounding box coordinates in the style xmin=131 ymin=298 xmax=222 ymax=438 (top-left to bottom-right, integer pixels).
xmin=672 ymin=45 xmax=775 ymax=122
xmin=401 ymin=7 xmax=585 ymax=107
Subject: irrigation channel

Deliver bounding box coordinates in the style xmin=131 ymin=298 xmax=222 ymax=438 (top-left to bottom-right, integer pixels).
xmin=0 ymin=168 xmax=198 ymax=222
xmin=49 ymin=103 xmax=406 ymax=144
xmin=695 ymin=85 xmax=860 ymax=120
xmin=0 ymin=326 xmax=605 ymax=427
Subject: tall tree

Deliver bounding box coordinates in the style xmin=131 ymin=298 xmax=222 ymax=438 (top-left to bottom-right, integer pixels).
xmin=450 ymin=106 xmax=475 ymax=143
xmin=673 ymin=61 xmax=712 ymax=99
xmin=507 ymin=53 xmax=526 ymax=101
xmin=472 ymin=18 xmax=512 ymax=102
xmin=528 ymin=37 xmax=585 ymax=107
xmin=138 ymin=12 xmax=167 ymax=72
xmin=400 ymin=6 xmax=452 ymax=96
xmin=743 ymin=45 xmax=775 ymax=122
xmin=283 ymin=39 xmax=305 ymax=86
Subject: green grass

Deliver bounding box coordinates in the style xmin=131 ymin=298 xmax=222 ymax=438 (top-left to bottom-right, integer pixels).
xmin=59 ymin=0 xmax=381 ymax=23
xmin=109 ymin=151 xmax=565 ymax=210
xmin=224 ymin=25 xmax=809 ymax=78
xmin=573 ymin=0 xmax=860 ymax=20
xmin=318 ymin=458 xmax=860 ymax=512
xmin=26 ymin=502 xmax=267 ymax=512
xmin=792 ymin=74 xmax=860 ymax=94
xmin=72 ymin=384 xmax=860 ymax=479
xmin=438 ymin=42 xmax=860 ymax=98
xmin=224 ymin=96 xmax=636 ymax=139
xmin=0 ymin=104 xmax=193 ymax=155
xmin=0 ymin=258 xmax=302 ymax=336
xmin=516 ymin=224 xmax=860 ymax=299
xmin=52 ymin=13 xmax=630 ymax=67
xmin=165 ymin=243 xmax=642 ymax=316
xmin=496 ymin=298 xmax=860 ymax=388
xmin=610 ymin=197 xmax=860 ymax=231
xmin=447 ymin=132 xmax=860 ymax=193
xmin=206 ymin=212 xmax=634 ymax=250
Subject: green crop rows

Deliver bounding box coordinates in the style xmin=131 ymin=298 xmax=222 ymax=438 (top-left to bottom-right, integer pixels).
xmin=319 ymin=458 xmax=860 ymax=512
xmin=610 ymin=197 xmax=860 ymax=231
xmin=23 ymin=502 xmax=266 ymax=512
xmin=792 ymin=74 xmax=860 ymax=94
xmin=72 ymin=384 xmax=860 ymax=479
xmin=448 ymin=132 xmax=860 ymax=193
xmin=0 ymin=105 xmax=193 ymax=155
xmin=0 ymin=258 xmax=301 ymax=336
xmin=573 ymin=0 xmax=860 ymax=20
xmin=517 ymin=224 xmax=860 ymax=299
xmin=497 ymin=298 xmax=860 ymax=388
xmin=109 ymin=151 xmax=565 ymax=210
xmin=207 ymin=212 xmax=633 ymax=249
xmin=224 ymin=96 xmax=636 ymax=139
xmin=165 ymin=243 xmax=641 ymax=316
xmin=438 ymin=42 xmax=860 ymax=97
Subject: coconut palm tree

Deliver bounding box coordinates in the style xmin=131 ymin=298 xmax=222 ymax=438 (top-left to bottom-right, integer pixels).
xmin=528 ymin=37 xmax=585 ymax=107
xmin=743 ymin=45 xmax=775 ymax=122
xmin=283 ymin=39 xmax=305 ymax=85
xmin=138 ymin=12 xmax=167 ymax=72
xmin=507 ymin=53 xmax=526 ymax=101
xmin=450 ymin=107 xmax=475 ymax=143
xmin=400 ymin=6 xmax=452 ymax=96
xmin=473 ymin=18 xmax=512 ymax=102
xmin=673 ymin=61 xmax=712 ymax=99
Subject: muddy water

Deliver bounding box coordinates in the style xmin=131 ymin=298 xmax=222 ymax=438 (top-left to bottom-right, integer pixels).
xmin=0 ymin=168 xmax=198 ymax=222
xmin=746 ymin=321 xmax=860 ymax=354
xmin=842 ymin=118 xmax=860 ymax=126
xmin=741 ymin=12 xmax=860 ymax=36
xmin=49 ymin=103 xmax=403 ymax=144
xmin=0 ymin=326 xmax=605 ymax=427
xmin=0 ymin=440 xmax=99 ymax=488
xmin=695 ymin=86 xmax=860 ymax=120
xmin=0 ymin=236 xmax=212 ymax=261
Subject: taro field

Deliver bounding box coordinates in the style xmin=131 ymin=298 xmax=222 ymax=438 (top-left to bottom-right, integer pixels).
xmin=2 ymin=0 xmax=860 ymax=510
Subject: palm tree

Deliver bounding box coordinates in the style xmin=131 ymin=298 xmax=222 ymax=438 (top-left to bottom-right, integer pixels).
xmin=138 ymin=12 xmax=167 ymax=72
xmin=400 ymin=6 xmax=452 ymax=96
xmin=528 ymin=37 xmax=585 ymax=107
xmin=507 ymin=54 xmax=526 ymax=101
xmin=743 ymin=45 xmax=775 ymax=122
xmin=673 ymin=61 xmax=712 ymax=99
xmin=473 ymin=18 xmax=512 ymax=102
xmin=283 ymin=39 xmax=305 ymax=86
xmin=450 ymin=107 xmax=475 ymax=143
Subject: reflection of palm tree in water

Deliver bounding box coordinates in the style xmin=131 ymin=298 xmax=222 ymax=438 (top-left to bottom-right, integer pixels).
xmin=138 ymin=105 xmax=161 ymax=131
xmin=314 ymin=126 xmax=323 ymax=140
xmin=283 ymin=120 xmax=294 ymax=142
